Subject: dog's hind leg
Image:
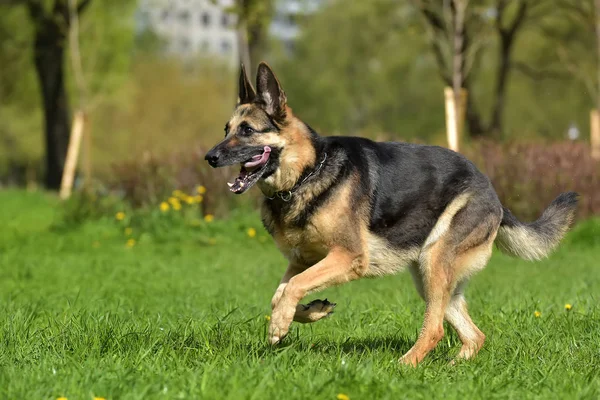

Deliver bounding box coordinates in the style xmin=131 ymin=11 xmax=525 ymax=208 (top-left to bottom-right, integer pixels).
xmin=401 ymin=243 xmax=453 ymax=367
xmin=444 ymin=238 xmax=495 ymax=361
xmin=444 ymin=289 xmax=485 ymax=361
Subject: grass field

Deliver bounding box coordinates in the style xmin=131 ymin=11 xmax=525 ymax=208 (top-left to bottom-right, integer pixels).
xmin=1 ymin=190 xmax=599 ymax=399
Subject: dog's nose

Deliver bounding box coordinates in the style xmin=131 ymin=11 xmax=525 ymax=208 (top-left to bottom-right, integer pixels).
xmin=205 ymin=150 xmax=220 ymax=167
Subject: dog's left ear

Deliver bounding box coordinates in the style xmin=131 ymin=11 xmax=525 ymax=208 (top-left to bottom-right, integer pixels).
xmin=256 ymin=62 xmax=287 ymax=121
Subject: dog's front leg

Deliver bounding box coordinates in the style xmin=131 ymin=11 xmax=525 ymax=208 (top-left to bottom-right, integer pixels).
xmin=270 ymin=263 xmax=303 ymax=310
xmin=268 ymin=248 xmax=365 ymax=345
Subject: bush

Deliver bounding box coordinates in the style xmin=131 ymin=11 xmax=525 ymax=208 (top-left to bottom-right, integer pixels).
xmin=108 ymin=144 xmax=260 ymax=218
xmin=464 ymin=140 xmax=600 ymax=221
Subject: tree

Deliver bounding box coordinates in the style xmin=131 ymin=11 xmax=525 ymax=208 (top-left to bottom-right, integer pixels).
xmin=416 ymin=0 xmax=551 ymax=138
xmin=0 ymin=0 xmax=92 ymax=189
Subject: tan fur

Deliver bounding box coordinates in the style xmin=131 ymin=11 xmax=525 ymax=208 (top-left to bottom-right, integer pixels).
xmin=259 ymin=114 xmax=317 ymax=195
xmin=366 ymin=234 xmax=420 ymax=277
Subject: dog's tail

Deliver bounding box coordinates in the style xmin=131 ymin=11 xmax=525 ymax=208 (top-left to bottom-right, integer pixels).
xmin=495 ymin=192 xmax=578 ymax=261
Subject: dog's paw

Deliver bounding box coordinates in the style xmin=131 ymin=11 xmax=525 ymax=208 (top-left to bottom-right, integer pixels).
xmin=305 ymin=298 xmax=336 ymax=315
xmin=294 ymin=298 xmax=337 ymax=323
xmin=268 ymin=322 xmax=289 ymax=345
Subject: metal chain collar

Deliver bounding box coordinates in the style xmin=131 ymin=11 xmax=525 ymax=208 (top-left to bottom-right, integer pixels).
xmin=265 ymin=153 xmax=328 ymax=202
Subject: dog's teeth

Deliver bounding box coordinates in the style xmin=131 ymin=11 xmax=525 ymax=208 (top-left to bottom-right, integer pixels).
xmin=239 ymin=182 xmax=245 ymax=187
xmin=227 ymin=182 xmax=234 ymax=187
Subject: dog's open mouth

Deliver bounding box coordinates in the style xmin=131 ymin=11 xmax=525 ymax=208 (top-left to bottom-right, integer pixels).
xmin=227 ymin=146 xmax=271 ymax=194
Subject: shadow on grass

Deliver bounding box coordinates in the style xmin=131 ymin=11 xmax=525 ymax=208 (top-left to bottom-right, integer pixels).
xmin=311 ymin=336 xmax=414 ymax=355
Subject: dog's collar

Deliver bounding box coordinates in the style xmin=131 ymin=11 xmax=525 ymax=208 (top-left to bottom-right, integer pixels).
xmin=265 ymin=153 xmax=328 ymax=202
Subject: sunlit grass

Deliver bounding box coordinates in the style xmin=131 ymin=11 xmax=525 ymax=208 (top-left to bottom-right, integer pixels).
xmin=0 ymin=190 xmax=599 ymax=399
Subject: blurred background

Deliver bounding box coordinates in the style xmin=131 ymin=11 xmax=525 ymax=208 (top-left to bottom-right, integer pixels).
xmin=0 ymin=0 xmax=598 ymax=221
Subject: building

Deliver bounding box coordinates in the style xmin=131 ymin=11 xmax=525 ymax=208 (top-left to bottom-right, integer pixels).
xmin=136 ymin=0 xmax=324 ymax=66
xmin=137 ymin=0 xmax=238 ymax=66
xmin=269 ymin=0 xmax=322 ymax=54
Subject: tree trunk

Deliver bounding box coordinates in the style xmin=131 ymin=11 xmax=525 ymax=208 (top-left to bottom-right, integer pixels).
xmin=33 ymin=24 xmax=71 ymax=190
xmin=464 ymin=86 xmax=486 ymax=137
xmin=489 ymin=39 xmax=511 ymax=139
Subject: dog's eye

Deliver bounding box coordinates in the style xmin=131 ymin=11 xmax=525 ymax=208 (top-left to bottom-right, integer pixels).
xmin=243 ymin=126 xmax=255 ymax=135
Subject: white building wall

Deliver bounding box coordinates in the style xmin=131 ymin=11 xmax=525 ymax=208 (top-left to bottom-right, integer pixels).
xmin=139 ymin=0 xmax=239 ymax=67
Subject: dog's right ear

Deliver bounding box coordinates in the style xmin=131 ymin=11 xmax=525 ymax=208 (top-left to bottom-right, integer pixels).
xmin=238 ymin=64 xmax=256 ymax=105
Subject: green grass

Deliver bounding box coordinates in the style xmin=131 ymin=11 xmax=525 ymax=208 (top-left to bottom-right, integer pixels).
xmin=1 ymin=190 xmax=599 ymax=399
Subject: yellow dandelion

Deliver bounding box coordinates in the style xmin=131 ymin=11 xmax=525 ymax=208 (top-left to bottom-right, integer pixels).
xmin=126 ymin=238 xmax=136 ymax=248
xmin=565 ymin=303 xmax=573 ymax=311
xmin=194 ymin=195 xmax=204 ymax=203
xmin=124 ymin=227 xmax=133 ymax=236
xmin=534 ymin=310 xmax=541 ymax=318
xmin=337 ymin=394 xmax=350 ymax=400
xmin=265 ymin=315 xmax=271 ymax=321
xmin=172 ymin=202 xmax=182 ymax=211
xmin=115 ymin=211 xmax=125 ymax=221
xmin=197 ymin=185 xmax=207 ymax=195
xmin=204 ymin=214 xmax=214 ymax=222
xmin=247 ymin=227 xmax=257 ymax=238
xmin=94 ymin=397 xmax=106 ymax=400
xmin=160 ymin=202 xmax=170 ymax=212
xmin=208 ymin=238 xmax=217 ymax=245
xmin=172 ymin=189 xmax=184 ymax=198
xmin=185 ymin=195 xmax=195 ymax=205
xmin=168 ymin=197 xmax=180 ymax=206
xmin=57 ymin=398 xmax=68 ymax=400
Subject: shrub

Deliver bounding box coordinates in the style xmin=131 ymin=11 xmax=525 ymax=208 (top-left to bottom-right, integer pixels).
xmin=108 ymin=144 xmax=260 ymax=218
xmin=464 ymin=140 xmax=599 ymax=221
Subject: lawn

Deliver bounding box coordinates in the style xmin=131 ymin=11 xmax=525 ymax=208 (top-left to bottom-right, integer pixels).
xmin=0 ymin=190 xmax=599 ymax=399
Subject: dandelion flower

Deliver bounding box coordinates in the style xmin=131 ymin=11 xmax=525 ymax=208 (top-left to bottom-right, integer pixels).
xmin=94 ymin=397 xmax=106 ymax=400
xmin=185 ymin=196 xmax=195 ymax=205
xmin=194 ymin=195 xmax=204 ymax=203
xmin=247 ymin=227 xmax=257 ymax=238
xmin=172 ymin=189 xmax=184 ymax=198
xmin=124 ymin=227 xmax=133 ymax=236
xmin=534 ymin=310 xmax=541 ymax=318
xmin=337 ymin=394 xmax=350 ymax=400
xmin=57 ymin=398 xmax=68 ymax=400
xmin=115 ymin=211 xmax=125 ymax=221
xmin=168 ymin=197 xmax=180 ymax=206
xmin=172 ymin=202 xmax=182 ymax=211
xmin=197 ymin=185 xmax=207 ymax=195
xmin=160 ymin=202 xmax=170 ymax=212
xmin=565 ymin=303 xmax=572 ymax=311
xmin=265 ymin=315 xmax=271 ymax=321
xmin=126 ymin=239 xmax=136 ymax=248
xmin=204 ymin=214 xmax=214 ymax=222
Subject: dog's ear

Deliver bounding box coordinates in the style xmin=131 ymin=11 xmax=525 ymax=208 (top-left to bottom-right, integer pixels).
xmin=256 ymin=62 xmax=287 ymax=121
xmin=238 ymin=64 xmax=256 ymax=105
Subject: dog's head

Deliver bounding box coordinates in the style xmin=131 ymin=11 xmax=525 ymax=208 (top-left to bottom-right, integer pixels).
xmin=205 ymin=62 xmax=316 ymax=195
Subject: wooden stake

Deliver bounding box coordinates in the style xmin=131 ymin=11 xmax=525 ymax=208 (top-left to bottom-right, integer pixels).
xmin=59 ymin=110 xmax=86 ymax=200
xmin=444 ymin=87 xmax=467 ymax=152
xmin=83 ymin=116 xmax=92 ymax=190
xmin=591 ymin=109 xmax=600 ymax=160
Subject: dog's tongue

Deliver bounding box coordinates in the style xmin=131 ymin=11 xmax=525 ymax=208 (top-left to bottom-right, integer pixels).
xmin=244 ymin=146 xmax=271 ymax=168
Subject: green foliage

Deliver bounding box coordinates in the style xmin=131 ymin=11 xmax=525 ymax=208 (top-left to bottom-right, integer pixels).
xmin=276 ymin=0 xmax=446 ymax=141
xmin=0 ymin=0 xmax=137 ymax=183
xmin=0 ymin=190 xmax=599 ymax=398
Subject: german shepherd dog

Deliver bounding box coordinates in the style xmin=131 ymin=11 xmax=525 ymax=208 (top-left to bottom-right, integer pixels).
xmin=205 ymin=62 xmax=578 ymax=365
